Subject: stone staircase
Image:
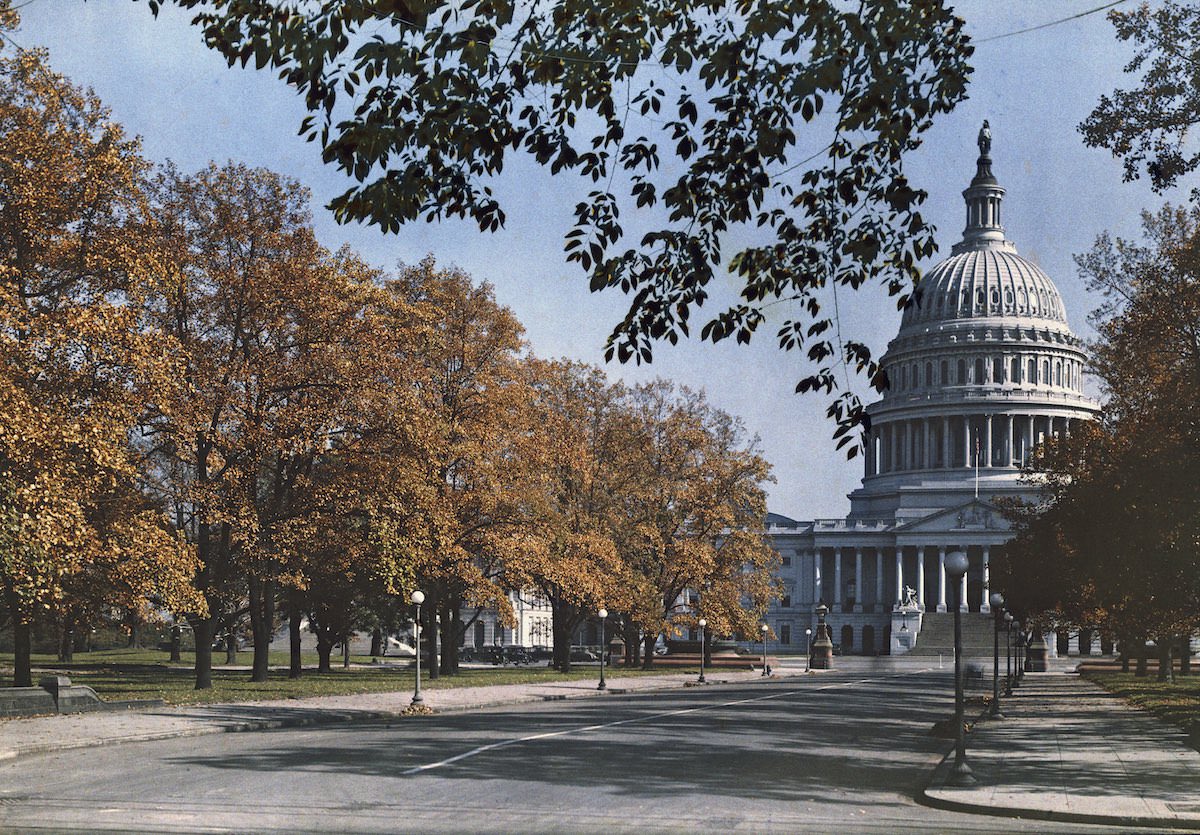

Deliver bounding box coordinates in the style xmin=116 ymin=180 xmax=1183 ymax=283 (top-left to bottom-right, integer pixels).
xmin=908 ymin=612 xmax=999 ymax=658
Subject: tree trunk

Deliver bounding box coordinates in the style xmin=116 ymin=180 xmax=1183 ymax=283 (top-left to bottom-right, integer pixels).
xmin=551 ymin=606 xmax=572 ymax=673
xmin=1119 ymin=632 xmax=1130 ymax=673
xmin=425 ymin=591 xmax=440 ymax=681
xmin=641 ymin=632 xmax=656 ymax=669
xmin=225 ymin=626 xmax=238 ymax=666
xmin=288 ymin=608 xmax=303 ymax=679
xmin=169 ymin=624 xmax=182 ymax=662
xmin=623 ymin=623 xmax=639 ymax=667
xmin=58 ymin=619 xmax=75 ymax=663
xmin=370 ymin=627 xmax=383 ymax=658
xmin=342 ymin=637 xmax=351 ymax=669
xmin=315 ymin=626 xmax=334 ymax=673
xmin=1157 ymin=639 xmax=1174 ymax=683
xmin=1181 ymin=637 xmax=1192 ymax=677
xmin=193 ymin=618 xmax=214 ymax=690
xmin=12 ymin=618 xmax=32 ymax=687
xmin=248 ymin=576 xmax=275 ymax=683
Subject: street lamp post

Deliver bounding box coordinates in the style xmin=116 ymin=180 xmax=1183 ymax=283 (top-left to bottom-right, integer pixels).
xmin=1003 ymin=609 xmax=1012 ymax=695
xmin=760 ymin=624 xmax=770 ymax=677
xmin=597 ymin=608 xmax=608 ymax=691
xmin=698 ymin=618 xmax=707 ymax=684
xmin=410 ymin=590 xmax=425 ymax=706
xmin=989 ymin=592 xmax=1005 ymax=719
xmin=804 ymin=627 xmax=813 ymax=672
xmin=945 ymin=550 xmax=975 ymax=786
xmin=1014 ymin=622 xmax=1023 ymax=684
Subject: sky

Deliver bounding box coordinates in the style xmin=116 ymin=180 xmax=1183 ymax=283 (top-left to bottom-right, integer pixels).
xmin=10 ymin=0 xmax=1168 ymax=519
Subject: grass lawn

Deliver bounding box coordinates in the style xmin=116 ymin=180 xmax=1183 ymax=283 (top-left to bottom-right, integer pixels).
xmin=0 ymin=648 xmax=690 ymax=706
xmin=1082 ymin=670 xmax=1200 ymax=741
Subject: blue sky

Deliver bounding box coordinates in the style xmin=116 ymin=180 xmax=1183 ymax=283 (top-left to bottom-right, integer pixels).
xmin=13 ymin=1 xmax=1167 ymax=518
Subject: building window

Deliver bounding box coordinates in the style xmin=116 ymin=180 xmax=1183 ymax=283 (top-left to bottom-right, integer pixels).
xmin=1011 ymin=357 xmax=1020 ymax=382
xmin=782 ymin=554 xmax=792 ymax=567
xmin=925 ymin=361 xmax=932 ymax=388
xmin=781 ymin=593 xmax=792 ymax=608
xmin=1028 ymin=358 xmax=1036 ymax=383
xmin=1043 ymin=359 xmax=1050 ymax=384
xmin=780 ymin=624 xmax=791 ymax=645
xmin=957 ymin=358 xmax=965 ymax=383
xmin=993 ymin=355 xmax=1003 ymax=383
xmin=940 ymin=360 xmax=948 ymax=385
xmin=974 ymin=357 xmax=984 ymax=383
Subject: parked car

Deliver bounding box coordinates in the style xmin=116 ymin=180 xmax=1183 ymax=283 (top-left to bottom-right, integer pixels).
xmin=569 ymin=648 xmax=598 ymax=662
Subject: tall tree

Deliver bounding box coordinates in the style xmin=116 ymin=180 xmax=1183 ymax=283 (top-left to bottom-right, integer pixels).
xmin=141 ymin=162 xmax=366 ymax=686
xmin=615 ymin=381 xmax=778 ymax=667
xmin=149 ymin=0 xmax=973 ymax=447
xmin=996 ymin=205 xmax=1200 ymax=676
xmin=0 ymin=33 xmax=199 ymax=686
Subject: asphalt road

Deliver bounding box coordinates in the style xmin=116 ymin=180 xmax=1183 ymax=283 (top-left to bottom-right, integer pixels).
xmin=0 ymin=670 xmax=1154 ymax=833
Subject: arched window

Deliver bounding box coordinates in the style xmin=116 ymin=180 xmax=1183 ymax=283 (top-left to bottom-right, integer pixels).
xmin=925 ymin=362 xmax=933 ymax=388
xmin=976 ymin=288 xmax=985 ymax=308
xmin=974 ymin=357 xmax=984 ymax=383
xmin=940 ymin=360 xmax=948 ymax=385
xmin=993 ymin=355 xmax=1003 ymax=383
xmin=1011 ymin=357 xmax=1020 ymax=382
xmin=990 ymin=289 xmax=999 ymax=308
xmin=841 ymin=624 xmax=854 ymax=653
xmin=1055 ymin=361 xmax=1062 ymax=386
xmin=901 ymin=365 xmax=908 ymax=389
xmin=1043 ymin=359 xmax=1050 ymax=384
xmin=957 ymin=358 xmax=965 ymax=384
xmin=1028 ymin=358 xmax=1036 ymax=383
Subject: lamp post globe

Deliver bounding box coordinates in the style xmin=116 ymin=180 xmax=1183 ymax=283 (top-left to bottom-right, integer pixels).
xmin=597 ymin=608 xmax=608 ymax=691
xmin=944 ymin=550 xmax=975 ymax=786
xmin=410 ymin=590 xmax=425 ymax=706
xmin=697 ymin=618 xmax=707 ymax=684
xmin=988 ymin=592 xmax=1005 ymax=719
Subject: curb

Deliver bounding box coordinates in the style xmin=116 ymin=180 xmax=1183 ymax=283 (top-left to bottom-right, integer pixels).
xmin=0 ymin=673 xmax=770 ymax=763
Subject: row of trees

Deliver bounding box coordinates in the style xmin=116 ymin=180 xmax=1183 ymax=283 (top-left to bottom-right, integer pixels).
xmin=997 ymin=2 xmax=1200 ymax=680
xmin=0 ymin=38 xmax=777 ymax=688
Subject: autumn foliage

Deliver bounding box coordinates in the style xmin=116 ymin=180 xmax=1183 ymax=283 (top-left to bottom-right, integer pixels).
xmin=0 ymin=23 xmax=778 ymax=687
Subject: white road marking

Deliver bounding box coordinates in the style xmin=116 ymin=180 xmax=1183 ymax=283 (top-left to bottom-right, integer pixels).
xmin=403 ymin=670 xmax=934 ymax=775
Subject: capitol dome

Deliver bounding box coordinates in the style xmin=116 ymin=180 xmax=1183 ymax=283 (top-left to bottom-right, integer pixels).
xmin=900 ymin=245 xmax=1068 ymax=331
xmin=857 ymin=121 xmax=1100 ymax=495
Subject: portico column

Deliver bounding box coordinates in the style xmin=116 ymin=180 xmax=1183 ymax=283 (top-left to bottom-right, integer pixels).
xmin=834 ymin=547 xmax=843 ymax=609
xmin=812 ymin=550 xmax=822 ymax=603
xmin=892 ymin=423 xmax=901 ymax=471
xmin=937 ymin=547 xmax=947 ymax=612
xmin=854 ymin=548 xmax=864 ymax=612
xmin=984 ymin=414 xmax=993 ymax=467
xmin=962 ymin=415 xmax=971 ymax=468
xmin=980 ymin=546 xmax=991 ymax=612
xmin=924 ymin=420 xmax=933 ymax=469
xmin=917 ymin=547 xmax=926 ymax=611
xmin=1006 ymin=414 xmax=1015 ymax=466
xmin=1027 ymin=414 xmax=1035 ymax=465
xmin=942 ymin=416 xmax=950 ymax=469
xmin=875 ymin=549 xmax=884 ymax=613
xmin=894 ymin=547 xmax=904 ymax=606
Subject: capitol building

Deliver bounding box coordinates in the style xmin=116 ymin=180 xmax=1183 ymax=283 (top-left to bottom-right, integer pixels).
xmin=764 ymin=126 xmax=1100 ymax=655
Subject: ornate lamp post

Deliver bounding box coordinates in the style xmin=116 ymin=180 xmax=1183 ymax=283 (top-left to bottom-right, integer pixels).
xmin=945 ymin=550 xmax=975 ymax=786
xmin=597 ymin=608 xmax=608 ymax=691
xmin=1004 ymin=612 xmax=1014 ymax=696
xmin=810 ymin=604 xmax=833 ymax=669
xmin=1014 ymin=621 xmax=1024 ymax=683
xmin=989 ymin=592 xmax=1005 ymax=719
xmin=804 ymin=627 xmax=813 ymax=672
xmin=410 ymin=590 xmax=425 ymax=706
xmin=697 ymin=618 xmax=707 ymax=684
xmin=760 ymin=624 xmax=770 ymax=676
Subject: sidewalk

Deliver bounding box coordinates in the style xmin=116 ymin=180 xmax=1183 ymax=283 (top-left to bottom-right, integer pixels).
xmin=0 ymin=668 xmax=768 ymax=762
xmin=922 ymin=671 xmax=1200 ymax=830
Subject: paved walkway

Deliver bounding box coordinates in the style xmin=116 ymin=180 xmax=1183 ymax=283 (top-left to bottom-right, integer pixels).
xmin=922 ymin=671 xmax=1200 ymax=830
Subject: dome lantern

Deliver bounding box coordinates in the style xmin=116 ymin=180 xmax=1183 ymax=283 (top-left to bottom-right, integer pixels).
xmin=956 ymin=120 xmax=1007 ymax=253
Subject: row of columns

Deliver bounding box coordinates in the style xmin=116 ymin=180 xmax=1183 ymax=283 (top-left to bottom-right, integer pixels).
xmin=865 ymin=413 xmax=1076 ymax=476
xmin=807 ymin=545 xmax=993 ymax=612
xmin=890 ymin=353 xmax=1084 ymax=394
